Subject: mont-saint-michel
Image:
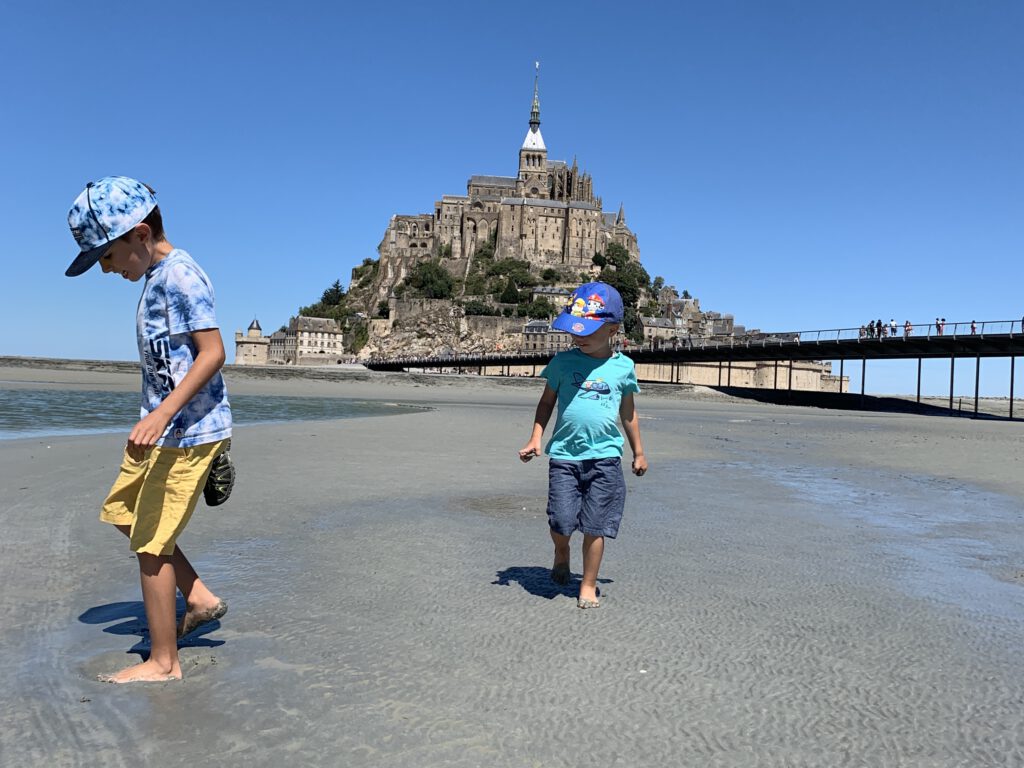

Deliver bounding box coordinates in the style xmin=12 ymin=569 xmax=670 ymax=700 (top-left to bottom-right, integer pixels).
xmin=233 ymin=74 xmax=841 ymax=393
xmin=369 ymin=72 xmax=640 ymax=297
xmin=239 ymin=73 xmax=644 ymax=360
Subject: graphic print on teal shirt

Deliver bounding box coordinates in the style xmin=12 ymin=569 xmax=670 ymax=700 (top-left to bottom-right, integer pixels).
xmin=540 ymin=349 xmax=640 ymax=460
xmin=136 ymin=249 xmax=232 ymax=448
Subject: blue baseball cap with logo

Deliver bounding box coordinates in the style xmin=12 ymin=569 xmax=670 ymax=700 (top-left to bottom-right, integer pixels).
xmin=551 ymin=281 xmax=625 ymax=336
xmin=65 ymin=176 xmax=157 ymax=277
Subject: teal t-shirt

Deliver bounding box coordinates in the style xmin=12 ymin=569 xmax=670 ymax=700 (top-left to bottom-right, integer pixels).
xmin=540 ymin=349 xmax=640 ymax=460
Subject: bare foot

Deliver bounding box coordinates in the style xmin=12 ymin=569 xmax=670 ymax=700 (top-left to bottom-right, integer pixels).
xmin=98 ymin=659 xmax=182 ymax=684
xmin=578 ymin=585 xmax=599 ymax=605
xmin=551 ymin=561 xmax=570 ymax=585
xmin=178 ymin=598 xmax=228 ymax=638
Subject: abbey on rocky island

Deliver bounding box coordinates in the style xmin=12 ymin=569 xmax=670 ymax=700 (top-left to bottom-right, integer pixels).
xmin=369 ymin=70 xmax=640 ymax=299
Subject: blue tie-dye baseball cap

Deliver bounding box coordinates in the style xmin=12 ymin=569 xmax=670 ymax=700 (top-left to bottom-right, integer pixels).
xmin=65 ymin=176 xmax=157 ymax=277
xmin=551 ymin=281 xmax=625 ymax=336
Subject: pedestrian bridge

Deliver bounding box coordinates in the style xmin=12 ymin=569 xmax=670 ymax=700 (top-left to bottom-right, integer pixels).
xmin=365 ymin=319 xmax=1024 ymax=417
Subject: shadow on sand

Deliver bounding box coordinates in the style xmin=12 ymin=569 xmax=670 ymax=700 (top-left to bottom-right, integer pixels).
xmin=708 ymin=386 xmax=1018 ymax=420
xmin=78 ymin=599 xmax=225 ymax=657
xmin=492 ymin=565 xmax=612 ymax=600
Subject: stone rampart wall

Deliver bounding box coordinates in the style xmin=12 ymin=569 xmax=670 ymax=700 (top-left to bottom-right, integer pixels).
xmin=465 ymin=315 xmax=525 ymax=343
xmin=470 ymin=359 xmax=847 ymax=393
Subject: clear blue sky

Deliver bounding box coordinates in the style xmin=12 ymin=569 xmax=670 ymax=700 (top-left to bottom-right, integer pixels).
xmin=2 ymin=1 xmax=1021 ymax=395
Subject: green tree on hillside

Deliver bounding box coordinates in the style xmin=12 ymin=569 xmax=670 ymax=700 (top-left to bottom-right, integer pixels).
xmin=321 ymin=280 xmax=345 ymax=306
xmin=526 ymin=297 xmax=556 ymax=318
xmin=405 ymin=260 xmax=455 ymax=299
xmin=594 ymin=243 xmax=650 ymax=343
xmin=499 ymin=277 xmax=521 ymax=304
xmin=299 ymin=275 xmax=355 ymax=323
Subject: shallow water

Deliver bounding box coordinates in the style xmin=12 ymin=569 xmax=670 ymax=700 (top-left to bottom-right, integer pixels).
xmin=0 ymin=388 xmax=426 ymax=439
xmin=751 ymin=462 xmax=1024 ymax=622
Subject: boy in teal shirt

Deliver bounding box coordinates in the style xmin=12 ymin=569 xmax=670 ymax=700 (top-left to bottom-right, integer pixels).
xmin=519 ymin=282 xmax=648 ymax=608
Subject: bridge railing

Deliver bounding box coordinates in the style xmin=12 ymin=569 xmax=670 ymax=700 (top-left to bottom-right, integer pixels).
xmin=366 ymin=319 xmax=1024 ymax=366
xmin=642 ymin=319 xmax=1023 ymax=351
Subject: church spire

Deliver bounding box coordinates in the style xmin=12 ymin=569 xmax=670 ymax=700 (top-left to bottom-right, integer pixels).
xmin=616 ymin=203 xmax=626 ymax=225
xmin=529 ymin=61 xmax=541 ymax=131
xmin=520 ymin=62 xmax=546 ymax=152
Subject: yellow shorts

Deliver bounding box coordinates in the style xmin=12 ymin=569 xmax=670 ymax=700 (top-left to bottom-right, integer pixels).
xmin=100 ymin=439 xmax=229 ymax=556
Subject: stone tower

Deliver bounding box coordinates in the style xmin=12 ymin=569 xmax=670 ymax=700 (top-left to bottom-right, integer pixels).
xmin=516 ymin=64 xmax=548 ymax=199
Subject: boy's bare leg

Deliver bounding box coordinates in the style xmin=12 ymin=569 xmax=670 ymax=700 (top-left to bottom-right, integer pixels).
xmin=549 ymin=529 xmax=571 ymax=584
xmin=102 ymin=554 xmax=181 ymax=682
xmin=114 ymin=525 xmax=222 ymax=628
xmin=579 ymin=534 xmax=605 ymax=604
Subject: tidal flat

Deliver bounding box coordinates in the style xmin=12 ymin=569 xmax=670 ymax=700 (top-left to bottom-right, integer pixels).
xmin=1 ymin=361 xmax=1022 ymax=767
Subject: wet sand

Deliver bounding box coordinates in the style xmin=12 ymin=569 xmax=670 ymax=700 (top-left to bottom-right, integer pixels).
xmin=1 ymin=363 xmax=1022 ymax=767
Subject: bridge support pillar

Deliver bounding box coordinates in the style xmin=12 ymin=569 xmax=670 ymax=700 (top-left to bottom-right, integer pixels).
xmin=949 ymin=357 xmax=955 ymax=414
xmin=727 ymin=360 xmax=732 ymax=386
xmin=718 ymin=361 xmax=722 ymax=387
xmin=839 ymin=359 xmax=844 ymax=392
xmin=787 ymin=360 xmax=793 ymax=396
xmin=1011 ymin=357 xmax=1016 ymax=420
xmin=974 ymin=355 xmax=980 ymax=416
xmin=773 ymin=360 xmax=778 ymax=390
xmin=860 ymin=358 xmax=866 ymax=409
xmin=916 ymin=359 xmax=922 ymax=403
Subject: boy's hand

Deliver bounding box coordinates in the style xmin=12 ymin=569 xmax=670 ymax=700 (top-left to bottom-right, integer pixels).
xmin=126 ymin=411 xmax=171 ymax=461
xmin=518 ymin=441 xmax=541 ymax=462
xmin=632 ymin=454 xmax=648 ymax=476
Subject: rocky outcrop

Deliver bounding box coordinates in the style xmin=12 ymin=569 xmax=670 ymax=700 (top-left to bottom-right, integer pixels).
xmin=358 ymin=299 xmax=527 ymax=360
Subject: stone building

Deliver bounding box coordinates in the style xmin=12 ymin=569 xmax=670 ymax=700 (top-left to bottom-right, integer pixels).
xmin=639 ymin=316 xmax=677 ymax=345
xmin=268 ymin=330 xmax=287 ymax=364
xmin=234 ymin=319 xmax=270 ymax=365
xmin=366 ymin=72 xmax=640 ymax=306
xmin=237 ymin=315 xmax=349 ymax=366
xmin=522 ymin=319 xmax=572 ymax=354
xmin=283 ymin=316 xmax=346 ymax=365
xmin=531 ymin=285 xmax=571 ymax=303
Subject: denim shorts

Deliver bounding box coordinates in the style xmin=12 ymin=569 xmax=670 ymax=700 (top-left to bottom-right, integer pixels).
xmin=547 ymin=457 xmax=626 ymax=539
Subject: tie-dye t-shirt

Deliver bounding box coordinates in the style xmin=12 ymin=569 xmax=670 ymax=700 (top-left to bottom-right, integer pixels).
xmin=540 ymin=349 xmax=640 ymax=460
xmin=136 ymin=249 xmax=232 ymax=448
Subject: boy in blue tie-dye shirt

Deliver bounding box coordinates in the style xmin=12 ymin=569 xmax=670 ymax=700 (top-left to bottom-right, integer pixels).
xmin=66 ymin=176 xmax=232 ymax=683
